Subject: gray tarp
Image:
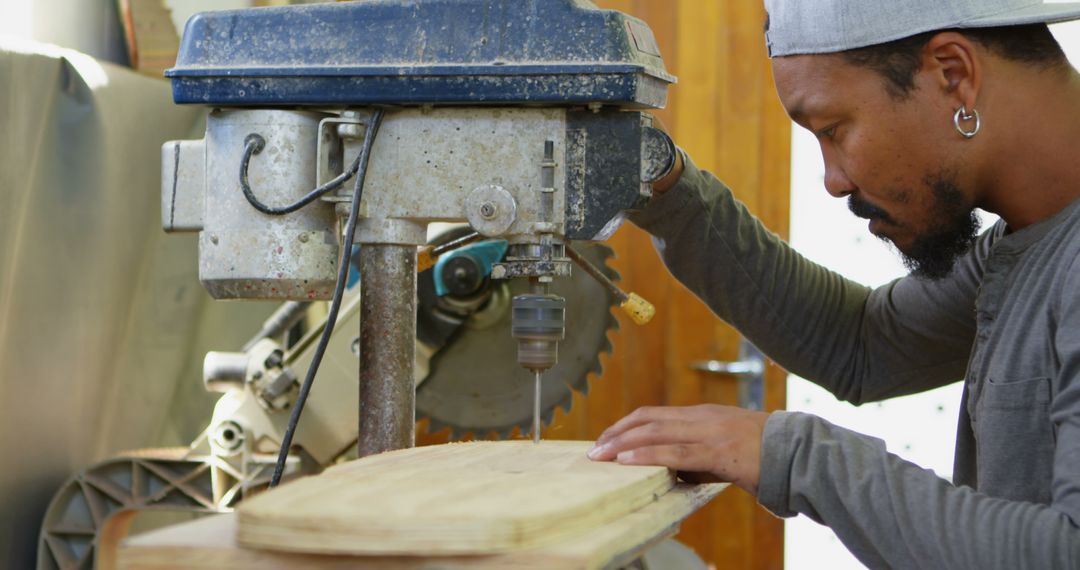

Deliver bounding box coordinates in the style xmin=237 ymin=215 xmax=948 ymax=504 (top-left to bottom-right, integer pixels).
xmin=0 ymin=40 xmax=274 ymax=567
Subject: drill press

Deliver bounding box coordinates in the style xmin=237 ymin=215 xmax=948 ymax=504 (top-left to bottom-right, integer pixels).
xmin=162 ymin=0 xmax=675 ymax=460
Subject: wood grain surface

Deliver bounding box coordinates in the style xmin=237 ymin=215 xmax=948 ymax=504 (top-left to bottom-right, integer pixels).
xmin=236 ymin=441 xmax=676 ymax=556
xmin=119 ymin=483 xmax=727 ymax=570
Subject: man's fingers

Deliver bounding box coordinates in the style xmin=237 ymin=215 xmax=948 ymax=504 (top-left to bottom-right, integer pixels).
xmin=588 ymin=419 xmax=698 ymax=461
xmin=593 ymin=406 xmax=703 ymax=448
xmin=614 ymin=444 xmax=718 ymax=476
xmin=585 ymin=404 xmax=767 ymax=494
xmin=593 ymin=406 xmax=670 ymax=445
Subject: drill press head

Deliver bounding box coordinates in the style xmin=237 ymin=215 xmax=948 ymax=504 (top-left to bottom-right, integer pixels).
xmin=163 ymin=0 xmax=676 ymax=300
xmin=161 ymin=0 xmax=677 ymax=445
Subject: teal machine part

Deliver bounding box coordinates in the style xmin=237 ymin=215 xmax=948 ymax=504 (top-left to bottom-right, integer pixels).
xmin=433 ymin=240 xmax=509 ymax=297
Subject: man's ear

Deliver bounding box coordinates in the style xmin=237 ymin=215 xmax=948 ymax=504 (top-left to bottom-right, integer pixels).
xmin=922 ymin=31 xmax=982 ymax=112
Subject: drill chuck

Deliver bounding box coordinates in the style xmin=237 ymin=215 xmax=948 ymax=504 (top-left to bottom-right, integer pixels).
xmin=511 ymin=293 xmax=566 ymax=372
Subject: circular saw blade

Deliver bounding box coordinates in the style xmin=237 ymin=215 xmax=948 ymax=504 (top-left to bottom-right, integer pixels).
xmin=416 ymin=243 xmax=618 ymax=439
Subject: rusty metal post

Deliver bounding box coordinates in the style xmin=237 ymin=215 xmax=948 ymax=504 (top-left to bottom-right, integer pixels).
xmin=358 ymin=244 xmax=417 ymax=457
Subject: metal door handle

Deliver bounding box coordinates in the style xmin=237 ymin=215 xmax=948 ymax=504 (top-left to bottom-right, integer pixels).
xmin=689 ymin=338 xmax=765 ymax=410
xmin=690 ymin=360 xmax=763 ymax=376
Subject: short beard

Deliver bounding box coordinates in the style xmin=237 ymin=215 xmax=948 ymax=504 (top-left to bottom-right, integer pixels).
xmin=901 ymin=175 xmax=980 ymax=279
xmin=850 ymin=170 xmax=981 ymax=280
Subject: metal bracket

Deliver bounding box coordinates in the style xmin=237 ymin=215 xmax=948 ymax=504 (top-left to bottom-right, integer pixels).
xmin=315 ymin=112 xmax=366 ymax=188
xmin=690 ymin=338 xmax=765 ymax=411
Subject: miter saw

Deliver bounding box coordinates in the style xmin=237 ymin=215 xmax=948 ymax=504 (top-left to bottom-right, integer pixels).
xmin=39 ymin=1 xmax=679 ymax=566
xmin=193 ymin=234 xmax=624 ymax=468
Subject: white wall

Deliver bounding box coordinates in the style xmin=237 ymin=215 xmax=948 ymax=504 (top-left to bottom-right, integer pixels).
xmin=0 ymin=0 xmax=32 ymax=38
xmin=0 ymin=0 xmax=127 ymax=63
xmin=785 ymin=19 xmax=1080 ymax=570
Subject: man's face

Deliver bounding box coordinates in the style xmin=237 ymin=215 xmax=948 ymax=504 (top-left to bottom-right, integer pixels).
xmin=772 ymin=53 xmax=981 ymax=279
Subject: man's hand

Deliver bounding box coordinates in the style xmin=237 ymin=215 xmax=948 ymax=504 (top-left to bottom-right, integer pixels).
xmin=586 ymin=404 xmax=769 ymax=494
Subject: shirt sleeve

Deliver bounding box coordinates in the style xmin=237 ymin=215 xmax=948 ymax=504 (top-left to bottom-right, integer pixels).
xmin=630 ymin=152 xmax=982 ymax=404
xmin=758 ymin=411 xmax=1080 ymax=569
xmin=637 ymin=153 xmax=1080 ymax=568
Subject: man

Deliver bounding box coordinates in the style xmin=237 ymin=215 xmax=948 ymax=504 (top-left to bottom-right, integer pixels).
xmin=588 ymin=1 xmax=1080 ymax=567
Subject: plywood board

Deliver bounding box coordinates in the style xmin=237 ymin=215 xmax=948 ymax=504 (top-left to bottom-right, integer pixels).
xmin=236 ymin=441 xmax=674 ymax=555
xmin=117 ymin=483 xmax=727 ymax=570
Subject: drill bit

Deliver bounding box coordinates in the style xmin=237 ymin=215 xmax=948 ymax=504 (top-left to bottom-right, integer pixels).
xmin=533 ymin=370 xmax=542 ymax=444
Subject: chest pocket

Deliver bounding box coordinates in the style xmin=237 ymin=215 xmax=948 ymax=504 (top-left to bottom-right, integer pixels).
xmin=974 ymin=376 xmax=1054 ymax=504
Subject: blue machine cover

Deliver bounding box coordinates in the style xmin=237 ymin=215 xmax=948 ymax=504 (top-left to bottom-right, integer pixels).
xmin=167 ymin=0 xmax=675 ymax=108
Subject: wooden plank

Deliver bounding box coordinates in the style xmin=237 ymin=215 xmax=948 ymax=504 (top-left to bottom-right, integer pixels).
xmin=236 ymin=441 xmax=675 ymax=556
xmin=118 ymin=483 xmax=727 ymax=570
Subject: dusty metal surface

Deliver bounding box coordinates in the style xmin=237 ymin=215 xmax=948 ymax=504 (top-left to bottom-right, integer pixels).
xmin=168 ymin=109 xmax=342 ymax=300
xmin=358 ymin=245 xmax=418 ymax=457
xmin=165 ymin=0 xmax=675 ymax=108
xmin=161 ymin=139 xmax=205 ymax=232
xmin=166 ymin=106 xmax=666 ymax=297
xmin=564 ymin=110 xmax=654 ymax=241
xmin=356 ymin=107 xmax=567 ymax=247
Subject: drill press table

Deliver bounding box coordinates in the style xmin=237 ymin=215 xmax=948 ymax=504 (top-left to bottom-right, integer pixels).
xmin=115 ymin=442 xmax=726 ymax=569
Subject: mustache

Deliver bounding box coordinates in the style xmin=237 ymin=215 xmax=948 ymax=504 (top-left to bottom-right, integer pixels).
xmin=847 ymin=194 xmax=891 ymax=222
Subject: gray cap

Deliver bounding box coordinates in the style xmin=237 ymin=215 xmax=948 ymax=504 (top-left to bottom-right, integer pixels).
xmin=765 ymin=0 xmax=1080 ymax=57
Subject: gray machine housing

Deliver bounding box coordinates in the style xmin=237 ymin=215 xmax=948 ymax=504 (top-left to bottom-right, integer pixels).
xmin=163 ymin=107 xmax=666 ymax=300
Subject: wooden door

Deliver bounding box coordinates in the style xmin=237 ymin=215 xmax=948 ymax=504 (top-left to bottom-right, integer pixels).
xmin=568 ymin=1 xmax=792 ymax=566
xmin=421 ymin=1 xmax=791 ymax=568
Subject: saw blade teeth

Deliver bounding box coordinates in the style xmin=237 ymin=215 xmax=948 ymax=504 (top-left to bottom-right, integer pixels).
xmin=607 ymin=312 xmax=621 ymax=333
xmin=416 ymin=240 xmax=620 ymax=440
xmin=577 ymin=376 xmax=591 ymax=396
xmin=555 ymin=392 xmax=574 ymax=415
xmin=424 ymin=418 xmax=446 ymax=436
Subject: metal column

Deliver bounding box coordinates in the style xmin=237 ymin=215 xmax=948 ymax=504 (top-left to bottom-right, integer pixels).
xmin=358 ymin=244 xmax=417 ymax=457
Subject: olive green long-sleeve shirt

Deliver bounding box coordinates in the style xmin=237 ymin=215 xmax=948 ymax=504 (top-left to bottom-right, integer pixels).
xmin=632 ymin=153 xmax=1080 ymax=569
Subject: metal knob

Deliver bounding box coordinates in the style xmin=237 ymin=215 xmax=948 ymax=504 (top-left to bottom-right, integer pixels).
xmin=690 ymin=359 xmax=763 ymax=376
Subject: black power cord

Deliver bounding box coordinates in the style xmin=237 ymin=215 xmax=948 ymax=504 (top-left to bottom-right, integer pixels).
xmin=254 ymin=109 xmax=385 ymax=488
xmin=240 ymin=132 xmax=366 ymax=216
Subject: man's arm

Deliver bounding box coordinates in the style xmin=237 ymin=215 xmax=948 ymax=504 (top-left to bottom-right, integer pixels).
xmin=759 ymin=409 xmax=1080 ymax=569
xmin=590 ymin=402 xmax=1080 ymax=569
xmin=594 ymin=154 xmax=1080 ymax=568
xmin=633 ymin=151 xmax=983 ymax=403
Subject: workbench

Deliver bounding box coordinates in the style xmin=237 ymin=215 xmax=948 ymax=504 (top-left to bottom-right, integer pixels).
xmin=115 ymin=442 xmax=727 ymax=569
xmin=118 ymin=485 xmax=723 ymax=569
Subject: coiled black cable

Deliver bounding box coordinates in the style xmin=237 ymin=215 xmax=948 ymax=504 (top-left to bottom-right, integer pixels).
xmin=268 ymin=109 xmax=385 ymax=488
xmin=239 ymin=133 xmax=365 ymax=216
